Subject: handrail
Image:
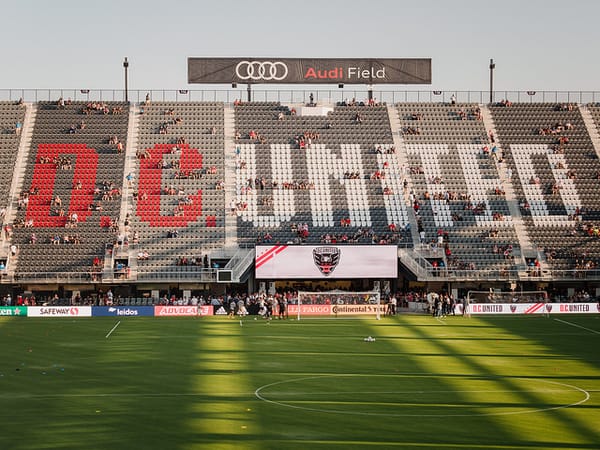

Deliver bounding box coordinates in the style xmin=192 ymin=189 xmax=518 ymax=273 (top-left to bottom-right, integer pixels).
xmin=2 ymin=89 xmax=600 ymax=105
xmin=9 ymin=266 xmax=600 ymax=284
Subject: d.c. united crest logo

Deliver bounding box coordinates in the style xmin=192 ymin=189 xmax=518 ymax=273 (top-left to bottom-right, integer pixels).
xmin=313 ymin=247 xmax=340 ymax=276
xmin=510 ymin=305 xmax=517 ymax=313
xmin=545 ymin=304 xmax=553 ymax=312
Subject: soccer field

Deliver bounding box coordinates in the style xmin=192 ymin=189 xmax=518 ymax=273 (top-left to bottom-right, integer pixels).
xmin=0 ymin=314 xmax=599 ymax=450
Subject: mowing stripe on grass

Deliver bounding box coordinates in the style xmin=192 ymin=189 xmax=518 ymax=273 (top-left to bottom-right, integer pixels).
xmin=105 ymin=320 xmax=121 ymax=338
xmin=554 ymin=318 xmax=600 ymax=335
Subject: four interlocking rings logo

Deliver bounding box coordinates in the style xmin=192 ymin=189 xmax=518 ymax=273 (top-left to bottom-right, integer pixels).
xmin=235 ymin=61 xmax=289 ymax=81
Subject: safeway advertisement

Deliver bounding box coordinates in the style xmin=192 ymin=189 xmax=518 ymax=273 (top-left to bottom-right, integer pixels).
xmin=28 ymin=306 xmax=92 ymax=317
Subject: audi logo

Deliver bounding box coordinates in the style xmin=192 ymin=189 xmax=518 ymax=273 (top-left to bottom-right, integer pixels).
xmin=235 ymin=61 xmax=289 ymax=81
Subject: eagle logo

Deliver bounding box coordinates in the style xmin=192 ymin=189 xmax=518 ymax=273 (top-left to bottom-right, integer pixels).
xmin=313 ymin=247 xmax=340 ymax=276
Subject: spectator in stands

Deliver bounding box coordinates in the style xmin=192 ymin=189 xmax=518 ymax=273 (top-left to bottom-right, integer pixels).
xmin=126 ymin=172 xmax=134 ymax=187
xmin=450 ymin=94 xmax=456 ymax=105
xmin=145 ymin=93 xmax=151 ymax=105
xmin=15 ymin=120 xmax=22 ymax=136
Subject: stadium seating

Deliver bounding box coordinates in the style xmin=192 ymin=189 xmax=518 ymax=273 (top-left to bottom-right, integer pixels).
xmin=490 ymin=103 xmax=600 ymax=274
xmin=3 ymin=98 xmax=600 ymax=284
xmin=397 ymin=103 xmax=520 ymax=273
xmin=0 ymin=101 xmax=26 ymax=209
xmin=233 ymin=102 xmax=409 ymax=246
xmin=12 ymin=101 xmax=129 ymax=278
xmin=128 ymin=102 xmax=225 ymax=279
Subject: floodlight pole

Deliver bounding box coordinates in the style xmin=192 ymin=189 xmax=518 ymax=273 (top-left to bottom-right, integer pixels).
xmin=489 ymin=58 xmax=495 ymax=104
xmin=123 ymin=57 xmax=129 ymax=103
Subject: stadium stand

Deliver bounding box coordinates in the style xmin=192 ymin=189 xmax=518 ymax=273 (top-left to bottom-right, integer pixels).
xmin=11 ymin=101 xmax=129 ymax=280
xmin=490 ymin=102 xmax=600 ymax=275
xmin=2 ymin=96 xmax=600 ymax=295
xmin=233 ymin=102 xmax=410 ymax=246
xmin=128 ymin=101 xmax=225 ymax=280
xmin=397 ymin=102 xmax=520 ymax=274
xmin=0 ymin=101 xmax=26 ymax=210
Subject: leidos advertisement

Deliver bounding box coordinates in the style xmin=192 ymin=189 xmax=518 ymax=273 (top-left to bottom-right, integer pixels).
xmin=93 ymin=306 xmax=155 ymax=317
xmin=188 ymin=58 xmax=431 ymax=85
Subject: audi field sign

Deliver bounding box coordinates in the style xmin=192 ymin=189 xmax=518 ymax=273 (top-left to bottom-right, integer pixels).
xmin=188 ymin=57 xmax=431 ymax=85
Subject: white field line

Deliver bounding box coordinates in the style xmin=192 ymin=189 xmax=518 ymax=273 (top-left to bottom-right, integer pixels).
xmin=105 ymin=320 xmax=121 ymax=339
xmin=554 ymin=318 xmax=600 ymax=335
xmin=0 ymin=387 xmax=586 ymax=400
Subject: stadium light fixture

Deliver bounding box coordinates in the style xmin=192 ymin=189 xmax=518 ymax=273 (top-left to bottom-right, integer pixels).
xmin=489 ymin=58 xmax=495 ymax=104
xmin=123 ymin=57 xmax=129 ymax=103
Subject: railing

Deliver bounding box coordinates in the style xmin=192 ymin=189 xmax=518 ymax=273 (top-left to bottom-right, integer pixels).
xmin=7 ymin=266 xmax=600 ymax=284
xmin=2 ymin=89 xmax=600 ymax=105
xmin=12 ymin=272 xmax=97 ymax=283
xmin=223 ymin=247 xmax=254 ymax=281
xmin=135 ymin=269 xmax=217 ymax=283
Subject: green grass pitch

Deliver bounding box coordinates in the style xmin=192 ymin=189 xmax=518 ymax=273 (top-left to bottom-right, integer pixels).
xmin=0 ymin=314 xmax=599 ymax=450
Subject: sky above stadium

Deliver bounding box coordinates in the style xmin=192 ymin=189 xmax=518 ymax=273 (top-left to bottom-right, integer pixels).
xmin=2 ymin=0 xmax=599 ymax=92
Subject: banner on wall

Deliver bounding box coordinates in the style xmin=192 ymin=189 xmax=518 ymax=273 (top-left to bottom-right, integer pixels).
xmin=188 ymin=57 xmax=431 ymax=85
xmin=0 ymin=306 xmax=27 ymax=316
xmin=28 ymin=306 xmax=92 ymax=317
xmin=92 ymin=306 xmax=154 ymax=317
xmin=255 ymin=245 xmax=397 ymax=279
xmin=468 ymin=303 xmax=600 ymax=315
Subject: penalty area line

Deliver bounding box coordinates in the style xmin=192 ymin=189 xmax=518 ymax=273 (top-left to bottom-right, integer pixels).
xmin=554 ymin=318 xmax=600 ymax=335
xmin=105 ymin=320 xmax=121 ymax=339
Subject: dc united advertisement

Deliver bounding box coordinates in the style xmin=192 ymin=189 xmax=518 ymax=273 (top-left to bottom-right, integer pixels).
xmin=92 ymin=306 xmax=154 ymax=317
xmin=255 ymin=245 xmax=398 ymax=279
xmin=188 ymin=58 xmax=431 ymax=85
